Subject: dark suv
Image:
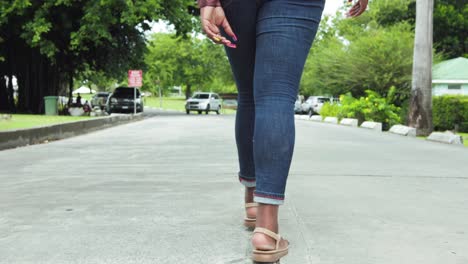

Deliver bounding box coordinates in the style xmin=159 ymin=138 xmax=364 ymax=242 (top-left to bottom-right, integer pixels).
xmin=106 ymin=87 xmax=144 ymax=114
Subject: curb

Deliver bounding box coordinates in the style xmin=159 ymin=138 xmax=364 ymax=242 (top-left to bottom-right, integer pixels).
xmin=0 ymin=114 xmax=144 ymax=151
xmin=294 ymin=115 xmax=466 ymax=147
xmin=389 ymin=125 xmax=417 ymax=137
xmin=427 ymin=131 xmax=464 ymax=145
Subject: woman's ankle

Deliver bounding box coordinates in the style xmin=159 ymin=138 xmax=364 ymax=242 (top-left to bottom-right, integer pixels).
xmin=256 ymin=204 xmax=279 ymax=232
xmin=245 ymin=187 xmax=255 ymax=203
xmin=252 ymin=205 xmax=282 ymax=250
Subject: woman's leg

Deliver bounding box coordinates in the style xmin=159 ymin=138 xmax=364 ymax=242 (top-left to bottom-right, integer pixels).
xmin=252 ymin=0 xmax=325 ymax=247
xmin=221 ymin=0 xmax=259 ymax=210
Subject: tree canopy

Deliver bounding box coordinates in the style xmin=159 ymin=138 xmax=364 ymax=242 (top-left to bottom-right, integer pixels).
xmin=0 ymin=0 xmax=196 ymax=113
xmin=144 ymin=33 xmax=234 ymax=98
xmin=300 ymin=0 xmax=464 ymax=104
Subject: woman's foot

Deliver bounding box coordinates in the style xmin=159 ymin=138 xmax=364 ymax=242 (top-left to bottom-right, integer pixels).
xmin=252 ymin=227 xmax=289 ymax=262
xmin=252 ymin=204 xmax=288 ymax=252
xmin=245 ymin=187 xmax=257 ymax=220
xmin=244 ymin=187 xmax=258 ymax=228
xmin=252 ymin=232 xmax=289 ymax=251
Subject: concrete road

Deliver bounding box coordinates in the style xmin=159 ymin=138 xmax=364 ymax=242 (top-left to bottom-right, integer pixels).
xmin=1 ymin=112 xmax=467 ymax=264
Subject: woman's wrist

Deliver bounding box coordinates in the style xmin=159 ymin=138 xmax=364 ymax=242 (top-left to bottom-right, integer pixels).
xmin=198 ymin=0 xmax=221 ymax=8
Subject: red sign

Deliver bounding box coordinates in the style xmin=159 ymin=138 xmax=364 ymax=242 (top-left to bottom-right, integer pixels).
xmin=128 ymin=70 xmax=143 ymax=87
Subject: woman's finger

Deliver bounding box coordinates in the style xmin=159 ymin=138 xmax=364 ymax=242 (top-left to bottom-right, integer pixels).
xmin=348 ymin=0 xmax=368 ymax=17
xmin=206 ymin=22 xmax=226 ymax=44
xmin=348 ymin=3 xmax=360 ymax=16
xmin=221 ymin=18 xmax=237 ymax=41
xmin=355 ymin=0 xmax=368 ymax=16
xmin=202 ymin=20 xmax=223 ymax=44
xmin=206 ymin=22 xmax=221 ymax=36
xmin=352 ymin=5 xmax=365 ymax=17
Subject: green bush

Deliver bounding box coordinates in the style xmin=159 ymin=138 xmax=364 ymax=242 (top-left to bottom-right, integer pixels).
xmin=460 ymin=122 xmax=468 ymax=133
xmin=338 ymin=87 xmax=401 ymax=129
xmin=320 ymin=103 xmax=340 ymax=119
xmin=433 ymin=96 xmax=468 ymax=132
xmin=319 ymin=87 xmax=401 ymax=130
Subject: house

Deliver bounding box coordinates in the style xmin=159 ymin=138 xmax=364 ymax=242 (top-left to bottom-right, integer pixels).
xmin=432 ymin=57 xmax=468 ymax=96
xmin=72 ymin=86 xmax=96 ymax=94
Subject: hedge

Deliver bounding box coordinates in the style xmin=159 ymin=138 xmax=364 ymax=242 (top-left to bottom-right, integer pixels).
xmin=433 ymin=96 xmax=468 ymax=132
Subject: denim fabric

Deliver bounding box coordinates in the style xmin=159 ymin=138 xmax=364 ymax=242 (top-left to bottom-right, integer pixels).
xmin=221 ymin=0 xmax=324 ymax=205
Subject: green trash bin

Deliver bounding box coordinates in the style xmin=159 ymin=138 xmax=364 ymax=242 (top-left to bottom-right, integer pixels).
xmin=44 ymin=96 xmax=59 ymax=115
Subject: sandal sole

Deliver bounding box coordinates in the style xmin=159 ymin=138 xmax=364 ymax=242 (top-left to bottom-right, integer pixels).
xmin=244 ymin=219 xmax=256 ymax=228
xmin=252 ymin=248 xmax=288 ymax=262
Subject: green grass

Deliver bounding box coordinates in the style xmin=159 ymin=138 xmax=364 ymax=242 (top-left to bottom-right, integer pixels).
xmin=458 ymin=132 xmax=468 ymax=147
xmin=0 ymin=114 xmax=94 ymax=131
xmin=79 ymin=94 xmax=93 ymax=102
xmin=144 ymin=97 xmax=187 ymax=111
xmin=144 ymin=96 xmax=237 ymax=115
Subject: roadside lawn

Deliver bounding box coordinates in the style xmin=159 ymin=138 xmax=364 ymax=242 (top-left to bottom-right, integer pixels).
xmin=0 ymin=115 xmax=94 ymax=131
xmin=459 ymin=133 xmax=468 ymax=147
xmin=144 ymin=96 xmax=237 ymax=115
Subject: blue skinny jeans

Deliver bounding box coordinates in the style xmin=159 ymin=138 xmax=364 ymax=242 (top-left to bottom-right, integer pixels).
xmin=221 ymin=0 xmax=324 ymax=205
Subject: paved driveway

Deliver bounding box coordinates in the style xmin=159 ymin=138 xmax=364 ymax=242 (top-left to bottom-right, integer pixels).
xmin=0 ymin=113 xmax=467 ymax=264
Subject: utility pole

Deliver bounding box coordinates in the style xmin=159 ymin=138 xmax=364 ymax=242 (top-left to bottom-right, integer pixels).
xmin=408 ymin=0 xmax=434 ymax=136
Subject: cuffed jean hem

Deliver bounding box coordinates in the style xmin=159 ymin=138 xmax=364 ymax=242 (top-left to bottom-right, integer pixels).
xmin=254 ymin=192 xmax=285 ymax=205
xmin=254 ymin=196 xmax=284 ymax=205
xmin=239 ymin=174 xmax=256 ymax=188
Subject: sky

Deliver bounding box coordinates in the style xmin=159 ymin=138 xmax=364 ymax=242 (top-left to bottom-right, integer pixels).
xmin=149 ymin=0 xmax=345 ymax=35
xmin=324 ymin=0 xmax=345 ymax=16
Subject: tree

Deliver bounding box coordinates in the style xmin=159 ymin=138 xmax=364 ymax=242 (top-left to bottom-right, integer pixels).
xmin=433 ymin=1 xmax=468 ymax=58
xmin=301 ymin=1 xmax=415 ymax=104
xmin=366 ymin=0 xmax=467 ymax=58
xmin=0 ymin=0 xmax=196 ymax=113
xmin=144 ymin=33 xmax=234 ymax=98
xmin=408 ymin=0 xmax=434 ymax=136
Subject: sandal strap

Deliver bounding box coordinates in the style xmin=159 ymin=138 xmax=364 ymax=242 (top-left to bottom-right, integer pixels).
xmin=253 ymin=227 xmax=281 ymax=250
xmin=245 ymin=202 xmax=259 ymax=208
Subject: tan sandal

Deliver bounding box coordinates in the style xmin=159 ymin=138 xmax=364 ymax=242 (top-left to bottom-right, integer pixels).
xmin=244 ymin=202 xmax=258 ymax=228
xmin=252 ymin=227 xmax=289 ymax=263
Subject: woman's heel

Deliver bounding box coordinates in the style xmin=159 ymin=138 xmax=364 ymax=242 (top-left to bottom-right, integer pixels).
xmin=252 ymin=227 xmax=289 ymax=263
xmin=244 ymin=202 xmax=258 ymax=228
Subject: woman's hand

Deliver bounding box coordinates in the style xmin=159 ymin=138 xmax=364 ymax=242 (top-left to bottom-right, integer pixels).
xmin=200 ymin=6 xmax=237 ymax=48
xmin=347 ymin=0 xmax=368 ymax=18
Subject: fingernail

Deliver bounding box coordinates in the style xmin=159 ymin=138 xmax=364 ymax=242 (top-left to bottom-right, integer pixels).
xmin=226 ymin=43 xmax=237 ymax=49
xmin=233 ymin=34 xmax=238 ymax=41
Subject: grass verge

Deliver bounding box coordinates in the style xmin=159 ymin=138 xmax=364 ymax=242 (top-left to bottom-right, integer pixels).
xmin=144 ymin=96 xmax=237 ymax=115
xmin=458 ymin=133 xmax=468 ymax=147
xmin=0 ymin=114 xmax=94 ymax=131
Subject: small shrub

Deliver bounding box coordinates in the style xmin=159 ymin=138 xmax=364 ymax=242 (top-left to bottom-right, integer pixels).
xmin=338 ymin=87 xmax=401 ymax=129
xmin=320 ymin=102 xmax=340 ymax=119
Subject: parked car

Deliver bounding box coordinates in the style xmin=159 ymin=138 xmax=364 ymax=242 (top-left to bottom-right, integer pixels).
xmin=331 ymin=97 xmax=341 ymax=105
xmin=106 ymin=87 xmax=144 ymax=114
xmin=294 ymin=95 xmax=304 ymax=114
xmin=222 ymin=99 xmax=238 ymax=110
xmin=301 ymin=96 xmax=331 ymax=115
xmin=91 ymin=92 xmax=110 ymax=110
xmin=185 ymin=92 xmax=222 ymax=115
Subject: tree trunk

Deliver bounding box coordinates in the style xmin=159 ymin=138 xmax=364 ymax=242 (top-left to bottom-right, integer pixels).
xmin=185 ymin=84 xmax=192 ymax=100
xmin=16 ymin=45 xmax=62 ymax=114
xmin=0 ymin=75 xmax=8 ymax=112
xmin=68 ymin=70 xmax=74 ymax=107
xmin=7 ymin=74 xmax=16 ymax=112
xmin=408 ymin=0 xmax=434 ymax=136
